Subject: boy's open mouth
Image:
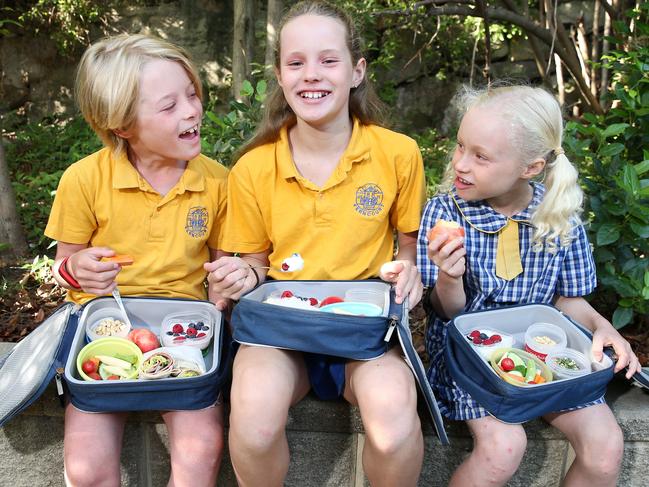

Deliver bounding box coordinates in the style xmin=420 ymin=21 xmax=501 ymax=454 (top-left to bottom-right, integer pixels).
xmin=179 ymin=125 xmax=199 ymax=139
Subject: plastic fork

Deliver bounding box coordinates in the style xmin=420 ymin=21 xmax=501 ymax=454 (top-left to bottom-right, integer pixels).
xmin=112 ymin=287 xmax=134 ymax=330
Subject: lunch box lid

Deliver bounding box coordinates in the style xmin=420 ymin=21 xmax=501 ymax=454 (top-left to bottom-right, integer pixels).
xmin=0 ymin=302 xmax=78 ymax=426
xmin=394 ymin=297 xmax=449 ymax=445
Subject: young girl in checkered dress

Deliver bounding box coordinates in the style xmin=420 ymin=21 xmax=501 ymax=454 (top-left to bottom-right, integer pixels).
xmin=417 ymin=84 xmax=640 ymax=487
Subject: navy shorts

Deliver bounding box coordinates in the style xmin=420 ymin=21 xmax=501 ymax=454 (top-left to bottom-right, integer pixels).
xmin=303 ymin=353 xmax=347 ymax=400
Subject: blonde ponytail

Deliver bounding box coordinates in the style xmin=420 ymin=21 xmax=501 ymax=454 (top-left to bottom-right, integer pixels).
xmin=444 ymin=83 xmax=583 ymax=248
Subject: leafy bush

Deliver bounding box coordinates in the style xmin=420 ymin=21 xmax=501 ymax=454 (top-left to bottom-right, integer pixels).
xmin=412 ymin=128 xmax=452 ymax=196
xmin=201 ymin=79 xmax=267 ymax=167
xmin=565 ymin=11 xmax=649 ymax=328
xmin=5 ymin=116 xmax=102 ymax=253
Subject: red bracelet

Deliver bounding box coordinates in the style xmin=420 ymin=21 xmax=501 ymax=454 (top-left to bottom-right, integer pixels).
xmin=58 ymin=256 xmax=82 ymax=290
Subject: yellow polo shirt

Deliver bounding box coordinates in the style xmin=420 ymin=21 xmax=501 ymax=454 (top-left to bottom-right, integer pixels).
xmin=222 ymin=120 xmax=426 ymax=280
xmin=45 ymin=147 xmax=228 ymax=304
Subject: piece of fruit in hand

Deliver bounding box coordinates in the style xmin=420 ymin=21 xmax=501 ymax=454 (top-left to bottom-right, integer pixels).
xmin=426 ymin=219 xmax=465 ymax=244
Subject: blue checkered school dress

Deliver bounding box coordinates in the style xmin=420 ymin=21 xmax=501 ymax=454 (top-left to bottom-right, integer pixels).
xmin=416 ymin=182 xmax=604 ymax=420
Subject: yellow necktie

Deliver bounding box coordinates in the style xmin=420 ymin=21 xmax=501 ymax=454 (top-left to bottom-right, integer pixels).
xmin=496 ymin=219 xmax=523 ymax=280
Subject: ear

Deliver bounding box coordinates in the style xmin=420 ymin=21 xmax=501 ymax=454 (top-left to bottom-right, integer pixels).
xmin=113 ymin=128 xmax=133 ymax=140
xmin=275 ymin=66 xmax=283 ymax=88
xmin=522 ymin=158 xmax=545 ymax=179
xmin=352 ymin=57 xmax=366 ymax=88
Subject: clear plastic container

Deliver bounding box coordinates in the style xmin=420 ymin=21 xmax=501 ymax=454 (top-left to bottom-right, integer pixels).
xmin=160 ymin=310 xmax=214 ymax=351
xmin=545 ymin=348 xmax=590 ymax=380
xmin=85 ymin=307 xmax=131 ymax=342
xmin=343 ymin=288 xmax=386 ymax=310
xmin=524 ymin=322 xmax=567 ymax=361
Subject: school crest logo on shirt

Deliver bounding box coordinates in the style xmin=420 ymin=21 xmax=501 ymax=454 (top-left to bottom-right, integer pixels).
xmin=354 ymin=183 xmax=384 ymax=217
xmin=185 ymin=206 xmax=208 ymax=238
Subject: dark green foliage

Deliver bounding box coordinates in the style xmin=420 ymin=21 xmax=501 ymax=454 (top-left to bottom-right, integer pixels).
xmin=201 ymin=79 xmax=267 ymax=167
xmin=565 ymin=8 xmax=649 ymax=328
xmin=4 ymin=116 xmax=102 ymax=253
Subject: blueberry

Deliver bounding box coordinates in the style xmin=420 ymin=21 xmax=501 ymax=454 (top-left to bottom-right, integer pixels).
xmin=479 ymin=333 xmax=488 ymax=340
xmin=173 ymin=333 xmax=179 ymax=336
xmin=188 ymin=323 xmax=196 ymax=328
xmin=197 ymin=321 xmax=204 ymax=327
xmin=203 ymin=326 xmax=209 ymax=331
xmin=166 ymin=331 xmax=173 ymax=336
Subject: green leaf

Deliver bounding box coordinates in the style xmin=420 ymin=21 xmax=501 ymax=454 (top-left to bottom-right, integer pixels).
xmin=240 ymin=80 xmax=254 ymax=97
xmin=599 ymin=143 xmax=625 ymax=157
xmin=634 ymin=160 xmax=649 ymax=175
xmin=612 ymin=307 xmax=633 ymax=329
xmin=643 ymin=287 xmax=649 ymax=300
xmin=596 ymin=223 xmax=620 ymax=245
xmin=256 ymin=79 xmax=267 ymax=96
xmin=630 ymin=223 xmax=649 ymax=238
xmin=621 ymin=164 xmax=641 ymax=195
xmin=601 ymin=123 xmax=630 ymax=139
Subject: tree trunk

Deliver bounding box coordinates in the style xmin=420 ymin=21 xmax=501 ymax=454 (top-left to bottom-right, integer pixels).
xmin=232 ymin=0 xmax=255 ymax=100
xmin=265 ymin=0 xmax=283 ymax=71
xmin=0 ymin=140 xmax=28 ymax=264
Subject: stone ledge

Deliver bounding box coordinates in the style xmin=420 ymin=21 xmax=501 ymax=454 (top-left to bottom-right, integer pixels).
xmin=1 ymin=341 xmax=648 ymax=486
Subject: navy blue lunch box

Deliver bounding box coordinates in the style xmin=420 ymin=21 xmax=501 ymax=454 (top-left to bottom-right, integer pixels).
xmin=231 ymin=279 xmax=450 ymax=444
xmin=445 ymin=303 xmax=649 ymax=424
xmin=0 ymin=296 xmax=231 ymax=425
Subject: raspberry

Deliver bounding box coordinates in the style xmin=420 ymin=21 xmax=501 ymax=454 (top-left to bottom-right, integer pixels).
xmin=308 ymin=297 xmax=318 ymax=306
xmin=483 ymin=337 xmax=494 ymax=345
xmin=172 ymin=324 xmax=184 ymax=334
xmin=469 ymin=330 xmax=481 ymax=338
xmin=472 ymin=336 xmax=483 ymax=345
xmin=491 ymin=334 xmax=502 ymax=343
xmin=281 ymin=290 xmax=293 ymax=298
xmin=186 ymin=327 xmax=197 ymax=336
xmin=281 ymin=263 xmax=289 ymax=271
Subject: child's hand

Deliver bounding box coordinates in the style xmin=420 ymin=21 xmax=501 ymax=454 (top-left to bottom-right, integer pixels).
xmin=592 ymin=321 xmax=642 ymax=378
xmin=426 ymin=232 xmax=466 ymax=278
xmin=204 ymin=256 xmax=257 ymax=306
xmin=379 ymin=260 xmax=423 ymax=308
xmin=67 ymin=247 xmax=122 ymax=295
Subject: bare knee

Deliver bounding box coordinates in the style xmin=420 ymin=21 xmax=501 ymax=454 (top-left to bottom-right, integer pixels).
xmin=472 ymin=423 xmax=527 ymax=482
xmin=65 ymin=455 xmax=119 ymax=487
xmin=574 ymin=422 xmax=623 ymax=479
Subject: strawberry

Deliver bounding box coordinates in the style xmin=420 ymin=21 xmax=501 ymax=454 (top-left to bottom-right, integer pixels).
xmin=197 ymin=332 xmax=206 ymax=338
xmin=308 ymin=297 xmax=318 ymax=306
xmin=173 ymin=336 xmax=186 ymax=342
xmin=172 ymin=324 xmax=184 ymax=334
xmin=281 ymin=290 xmax=293 ymax=298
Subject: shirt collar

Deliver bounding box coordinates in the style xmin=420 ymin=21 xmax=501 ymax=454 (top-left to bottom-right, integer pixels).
xmin=112 ymin=150 xmax=204 ymax=193
xmin=450 ymin=182 xmax=544 ymax=233
xmin=276 ymin=117 xmax=371 ymax=184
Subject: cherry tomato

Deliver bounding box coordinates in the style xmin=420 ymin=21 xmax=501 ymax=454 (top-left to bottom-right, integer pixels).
xmin=500 ymin=358 xmax=515 ymax=372
xmin=82 ymin=357 xmax=99 ymax=374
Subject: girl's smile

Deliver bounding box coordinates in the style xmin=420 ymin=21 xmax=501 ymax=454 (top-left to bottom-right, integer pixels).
xmin=277 ymin=14 xmax=365 ymax=129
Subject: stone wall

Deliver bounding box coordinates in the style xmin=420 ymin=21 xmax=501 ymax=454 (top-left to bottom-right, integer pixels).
xmin=1 ymin=342 xmax=648 ymax=486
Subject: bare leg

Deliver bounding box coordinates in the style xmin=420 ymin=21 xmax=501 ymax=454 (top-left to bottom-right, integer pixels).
xmin=344 ymin=348 xmax=423 ymax=487
xmin=543 ymin=404 xmax=622 ymax=487
xmin=64 ymin=404 xmax=127 ymax=487
xmin=162 ymin=403 xmax=225 ymax=487
xmin=449 ymin=416 xmax=527 ymax=487
xmin=228 ymin=345 xmax=310 ymax=487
